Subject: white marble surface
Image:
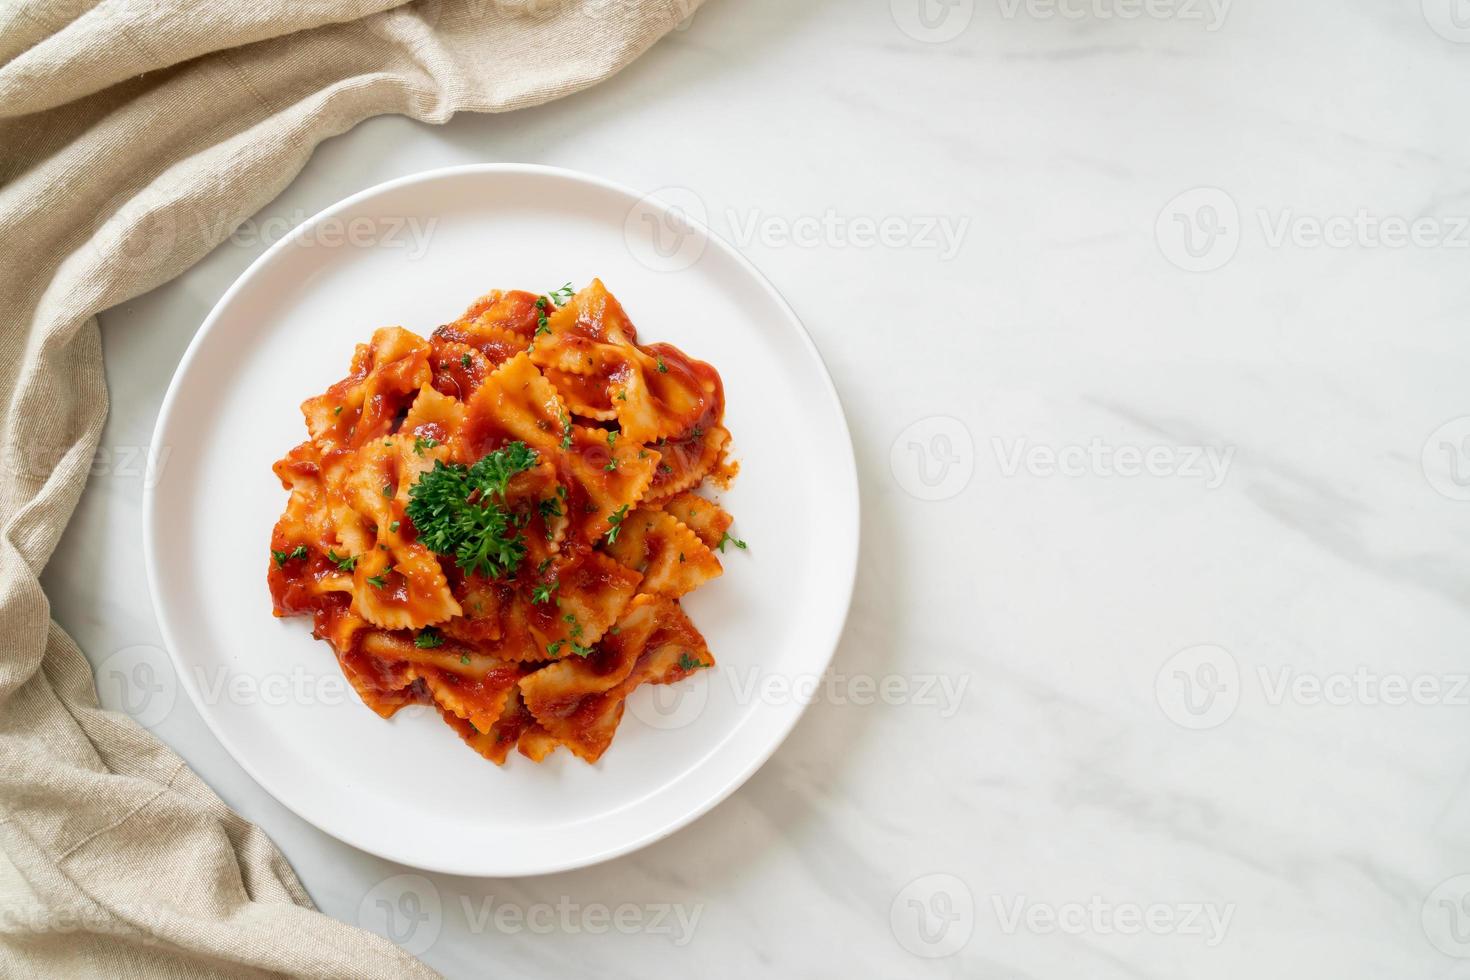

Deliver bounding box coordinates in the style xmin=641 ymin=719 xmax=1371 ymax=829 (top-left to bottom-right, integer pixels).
xmin=42 ymin=0 xmax=1470 ymax=975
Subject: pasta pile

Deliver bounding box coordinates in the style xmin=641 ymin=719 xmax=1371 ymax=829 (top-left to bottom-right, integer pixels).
xmin=267 ymin=280 xmax=737 ymax=764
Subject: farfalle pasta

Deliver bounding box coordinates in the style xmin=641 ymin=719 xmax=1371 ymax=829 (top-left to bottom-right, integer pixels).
xmin=268 ymin=281 xmax=738 ymax=764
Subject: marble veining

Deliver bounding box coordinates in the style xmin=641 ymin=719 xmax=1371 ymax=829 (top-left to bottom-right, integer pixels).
xmin=42 ymin=0 xmax=1470 ymax=975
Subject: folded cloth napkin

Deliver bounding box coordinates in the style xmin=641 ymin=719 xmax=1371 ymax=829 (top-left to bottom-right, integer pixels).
xmin=0 ymin=1 xmax=698 ymax=975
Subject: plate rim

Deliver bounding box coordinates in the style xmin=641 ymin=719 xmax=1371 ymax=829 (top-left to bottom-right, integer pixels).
xmin=141 ymin=162 xmax=860 ymax=876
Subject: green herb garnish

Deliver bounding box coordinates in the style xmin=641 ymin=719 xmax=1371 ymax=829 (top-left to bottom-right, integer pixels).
xmin=604 ymin=504 xmax=631 ymax=544
xmin=328 ymin=549 xmax=357 ymax=571
xmin=272 ymin=544 xmax=309 ymax=567
xmin=404 ymin=442 xmax=538 ymax=578
xmin=414 ymin=628 xmax=444 ymax=649
xmin=534 ymin=283 xmax=573 ymax=336
xmin=717 ymin=532 xmax=747 ymax=553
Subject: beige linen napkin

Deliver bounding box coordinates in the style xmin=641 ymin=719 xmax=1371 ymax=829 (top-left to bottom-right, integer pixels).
xmin=0 ymin=1 xmax=699 ymax=976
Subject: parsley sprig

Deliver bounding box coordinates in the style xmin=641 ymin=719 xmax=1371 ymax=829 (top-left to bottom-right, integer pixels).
xmin=605 ymin=504 xmax=631 ymax=545
xmin=405 ymin=442 xmax=539 ymax=579
xmin=271 ymin=544 xmax=308 ymax=567
xmin=604 ymin=430 xmax=620 ymax=472
xmin=717 ymin=531 xmax=747 ymax=553
xmin=534 ymin=283 xmax=575 ymax=337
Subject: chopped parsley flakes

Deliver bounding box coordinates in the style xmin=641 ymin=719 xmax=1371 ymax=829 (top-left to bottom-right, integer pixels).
xmin=271 ymin=545 xmax=306 ymax=567
xmin=604 ymin=504 xmax=631 ymax=544
xmin=404 ymin=441 xmax=538 ymax=579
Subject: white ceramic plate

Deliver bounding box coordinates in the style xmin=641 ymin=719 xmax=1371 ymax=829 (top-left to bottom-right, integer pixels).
xmin=144 ymin=164 xmax=858 ymax=876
